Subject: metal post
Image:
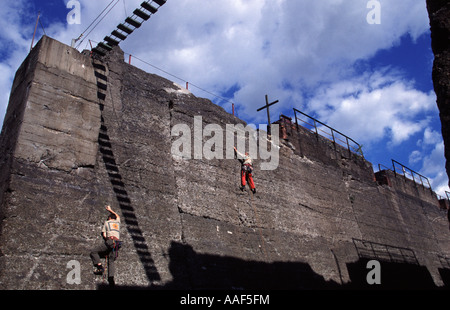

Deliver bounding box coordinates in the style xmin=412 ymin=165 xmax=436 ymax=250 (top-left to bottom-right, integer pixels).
xmin=257 ymin=95 xmax=279 ymax=136
xmin=89 ymin=40 xmax=93 ymax=57
xmin=294 ymin=110 xmax=299 ymax=131
xmin=265 ymin=95 xmax=271 ymax=134
xmin=30 ymin=12 xmax=41 ymax=52
xmin=346 ymin=137 xmax=351 ymax=157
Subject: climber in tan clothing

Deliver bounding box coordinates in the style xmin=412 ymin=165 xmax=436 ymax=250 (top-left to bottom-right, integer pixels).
xmin=90 ymin=205 xmax=121 ymax=286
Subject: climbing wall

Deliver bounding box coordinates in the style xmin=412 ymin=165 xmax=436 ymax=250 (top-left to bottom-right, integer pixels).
xmin=1 ymin=36 xmax=450 ymax=289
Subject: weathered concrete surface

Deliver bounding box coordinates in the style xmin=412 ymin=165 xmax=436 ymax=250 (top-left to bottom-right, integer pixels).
xmin=14 ymin=37 xmax=100 ymax=172
xmin=1 ymin=36 xmax=450 ymax=290
xmin=0 ymin=36 xmax=101 ymax=289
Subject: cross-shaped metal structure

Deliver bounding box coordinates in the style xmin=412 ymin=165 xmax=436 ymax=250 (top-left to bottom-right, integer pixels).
xmin=257 ymin=94 xmax=279 ymax=134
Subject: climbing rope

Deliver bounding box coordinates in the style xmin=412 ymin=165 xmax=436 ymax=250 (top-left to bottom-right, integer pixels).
xmin=103 ymin=255 xmax=108 ymax=283
xmin=248 ymin=189 xmax=269 ymax=260
xmin=235 ymin=151 xmax=269 ymax=260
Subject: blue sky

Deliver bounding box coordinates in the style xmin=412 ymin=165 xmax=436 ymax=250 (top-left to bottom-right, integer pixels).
xmin=0 ymin=0 xmax=448 ymax=196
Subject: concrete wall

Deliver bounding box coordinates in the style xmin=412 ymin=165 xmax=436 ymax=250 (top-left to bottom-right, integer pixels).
xmin=1 ymin=36 xmax=449 ymax=289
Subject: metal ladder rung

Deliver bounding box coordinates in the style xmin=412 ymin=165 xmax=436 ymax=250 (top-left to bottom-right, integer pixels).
xmin=152 ymin=0 xmax=166 ymax=6
xmin=112 ymin=30 xmax=127 ymax=41
xmin=117 ymin=23 xmax=134 ymax=34
xmin=98 ymin=42 xmax=113 ymax=51
xmin=125 ymin=17 xmax=142 ymax=28
xmin=134 ymin=9 xmax=151 ymax=20
xmin=141 ymin=2 xmax=158 ymax=13
xmin=104 ymin=36 xmax=120 ymax=46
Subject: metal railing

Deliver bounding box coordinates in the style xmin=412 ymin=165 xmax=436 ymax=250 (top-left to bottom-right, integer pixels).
xmin=391 ymin=159 xmax=432 ymax=191
xmin=353 ymin=238 xmax=419 ymax=265
xmin=293 ymin=108 xmax=364 ymax=158
xmin=377 ymin=160 xmax=435 ymax=195
xmin=377 ymin=163 xmax=391 ymax=172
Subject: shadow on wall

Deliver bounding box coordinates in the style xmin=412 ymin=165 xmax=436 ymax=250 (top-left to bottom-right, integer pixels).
xmin=98 ymin=241 xmax=448 ymax=290
xmin=346 ymin=259 xmax=436 ymax=290
xmin=93 ymin=59 xmax=161 ymax=284
xmin=348 ymin=238 xmax=437 ymax=290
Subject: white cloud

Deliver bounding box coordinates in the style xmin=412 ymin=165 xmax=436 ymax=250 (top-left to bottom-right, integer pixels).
xmin=408 ymin=128 xmax=449 ymax=196
xmin=115 ymin=0 xmax=432 ymax=123
xmin=409 ymin=150 xmax=422 ymax=164
xmin=305 ymin=70 xmax=437 ymax=148
xmin=0 ymin=0 xmax=35 ymax=129
xmin=0 ymin=63 xmax=13 ymax=123
xmin=419 ymin=141 xmax=449 ymax=197
xmin=0 ymin=0 xmax=432 ymax=127
xmin=422 ymin=127 xmax=443 ymax=146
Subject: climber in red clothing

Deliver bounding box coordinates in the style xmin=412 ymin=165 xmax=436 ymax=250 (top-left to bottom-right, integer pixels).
xmin=234 ymin=147 xmax=256 ymax=194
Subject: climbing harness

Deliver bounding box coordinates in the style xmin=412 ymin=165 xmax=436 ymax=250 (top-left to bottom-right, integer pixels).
xmin=242 ymin=163 xmax=254 ymax=174
xmin=111 ymin=239 xmax=123 ymax=259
